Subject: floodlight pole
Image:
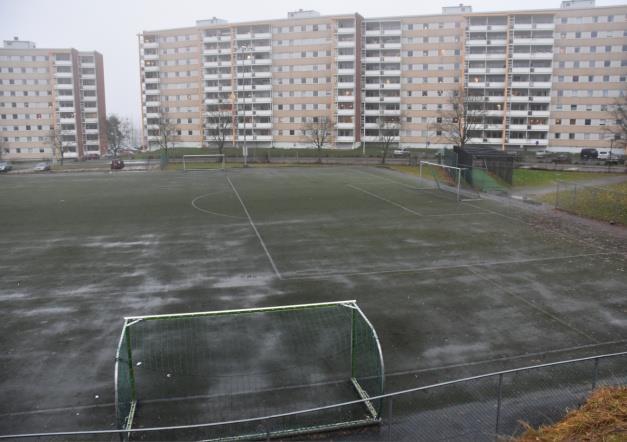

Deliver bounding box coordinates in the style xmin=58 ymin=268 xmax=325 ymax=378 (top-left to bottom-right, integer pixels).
xmin=238 ymin=46 xmax=253 ymax=168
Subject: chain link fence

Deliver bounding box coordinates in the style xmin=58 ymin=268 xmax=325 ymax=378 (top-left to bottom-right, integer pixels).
xmin=1 ymin=352 xmax=625 ymax=441
xmin=554 ymin=180 xmax=627 ymax=225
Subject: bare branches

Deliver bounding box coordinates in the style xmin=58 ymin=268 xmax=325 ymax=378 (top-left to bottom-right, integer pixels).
xmin=304 ymin=116 xmax=334 ymax=163
xmin=48 ymin=125 xmax=64 ymax=165
xmin=436 ymin=88 xmax=486 ymax=150
xmin=378 ymin=113 xmax=402 ymax=165
xmin=206 ymin=107 xmax=232 ymax=155
xmin=106 ymin=114 xmax=131 ymax=158
xmin=604 ymin=94 xmax=627 ymax=150
xmin=154 ymin=109 xmax=179 ymax=165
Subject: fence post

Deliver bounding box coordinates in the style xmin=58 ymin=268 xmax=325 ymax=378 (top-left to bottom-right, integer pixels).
xmin=555 ymin=181 xmax=560 ymax=208
xmin=592 ymin=357 xmax=599 ymax=390
xmin=495 ymin=373 xmax=503 ymax=438
xmin=387 ymin=397 xmax=394 ymax=441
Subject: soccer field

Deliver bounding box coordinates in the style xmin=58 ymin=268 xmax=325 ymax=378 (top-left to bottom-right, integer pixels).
xmin=0 ymin=166 xmax=625 ymax=437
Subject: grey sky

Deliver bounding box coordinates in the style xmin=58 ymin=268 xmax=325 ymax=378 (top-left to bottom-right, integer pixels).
xmin=1 ymin=0 xmax=624 ymax=126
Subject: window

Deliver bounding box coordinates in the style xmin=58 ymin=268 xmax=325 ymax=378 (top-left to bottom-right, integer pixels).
xmin=555 ymin=119 xmax=561 ymax=125
xmin=555 ymin=133 xmax=560 ymax=139
xmin=570 ymin=119 xmax=576 ymax=125
xmin=569 ymin=133 xmax=575 ymax=139
xmin=585 ymin=119 xmax=591 ymax=126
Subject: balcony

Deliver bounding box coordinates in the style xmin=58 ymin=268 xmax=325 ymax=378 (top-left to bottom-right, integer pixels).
xmin=252 ymin=45 xmax=272 ymax=53
xmin=236 ymin=58 xmax=271 ymax=66
xmin=59 ymin=117 xmax=76 ymax=124
xmin=337 ymin=68 xmax=355 ymax=75
xmin=510 ymin=124 xmax=527 ymax=131
xmin=514 ymin=23 xmax=554 ymax=31
xmin=513 ymin=38 xmax=554 ymax=45
xmin=337 ymin=95 xmax=355 ymax=102
xmin=248 ymin=96 xmax=272 ymax=103
xmin=364 ymin=69 xmax=401 ymax=76
xmin=145 ymin=89 xmax=160 ymax=95
xmin=336 ymin=136 xmax=355 ymax=142
xmin=469 ymin=137 xmax=502 ymax=144
xmin=237 ymin=71 xmax=271 ymax=79
xmin=249 ymin=134 xmax=272 ymax=141
xmin=145 ymin=100 xmax=160 ymax=107
xmin=145 ymin=112 xmax=160 ymax=118
xmin=530 ymin=124 xmax=549 ymax=131
xmin=144 ymin=65 xmax=159 ymax=72
xmin=142 ymin=41 xmax=158 ymax=49
xmin=55 ymin=84 xmax=74 ymax=90
xmin=144 ymin=77 xmax=159 ymax=84
xmin=337 ymin=108 xmax=354 ymax=116
xmin=337 ymin=28 xmax=355 ymax=35
xmin=203 ymin=35 xmax=231 ymax=43
xmin=143 ymin=53 xmax=159 ymax=61
xmin=238 ymin=84 xmax=271 ymax=91
xmin=81 ymin=74 xmax=96 ymax=80
xmin=484 ymin=95 xmax=505 ymax=102
xmin=54 ymin=72 xmax=73 ymax=78
xmin=466 ymin=53 xmax=506 ymax=60
xmin=252 ymin=109 xmax=272 ymax=117
xmin=485 ymin=110 xmax=504 ymax=117
xmin=337 ymin=40 xmax=355 ymax=48
xmin=337 ymin=54 xmax=355 ymax=62
xmin=236 ymin=32 xmax=272 ymax=40
xmin=337 ymin=82 xmax=355 ymax=89
xmin=468 ymin=25 xmax=507 ymax=32
xmin=54 ymin=59 xmax=72 ymax=66
xmin=336 ymin=123 xmax=355 ymax=130
xmin=364 ymin=109 xmax=401 ymax=116
xmin=530 ymin=96 xmax=550 ymax=103
xmin=364 ymin=96 xmax=401 ymax=103
xmin=251 ymin=122 xmax=272 ymax=129
xmin=81 ymin=84 xmax=96 ymax=91
xmin=529 ymin=81 xmax=552 ymax=88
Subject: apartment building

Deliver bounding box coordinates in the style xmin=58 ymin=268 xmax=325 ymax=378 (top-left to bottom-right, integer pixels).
xmin=138 ymin=1 xmax=626 ymax=153
xmin=0 ymin=38 xmax=107 ymax=161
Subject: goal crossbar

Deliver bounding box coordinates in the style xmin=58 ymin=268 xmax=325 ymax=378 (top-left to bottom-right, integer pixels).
xmin=182 ymin=154 xmax=226 ymax=171
xmin=419 ymin=160 xmax=464 ymax=201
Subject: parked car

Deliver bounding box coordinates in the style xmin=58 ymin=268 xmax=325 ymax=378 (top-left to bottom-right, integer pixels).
xmin=393 ymin=147 xmax=411 ymax=158
xmin=0 ymin=161 xmax=12 ymax=172
xmin=33 ymin=162 xmax=51 ymax=171
xmin=597 ymin=150 xmax=624 ymax=164
xmin=84 ymin=153 xmax=100 ymax=160
xmin=535 ymin=150 xmax=550 ymax=159
xmin=551 ymin=154 xmax=572 ymax=164
xmin=110 ymin=159 xmax=125 ymax=170
xmin=580 ymin=148 xmax=598 ymax=160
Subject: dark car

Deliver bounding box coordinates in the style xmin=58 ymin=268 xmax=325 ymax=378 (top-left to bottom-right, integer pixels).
xmin=111 ymin=159 xmax=125 ymax=170
xmin=580 ymin=148 xmax=598 ymax=160
xmin=0 ymin=161 xmax=12 ymax=172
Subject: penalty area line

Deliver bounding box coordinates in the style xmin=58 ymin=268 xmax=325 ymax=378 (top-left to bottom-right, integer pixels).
xmin=347 ymin=184 xmax=423 ymax=216
xmin=226 ymin=176 xmax=282 ymax=279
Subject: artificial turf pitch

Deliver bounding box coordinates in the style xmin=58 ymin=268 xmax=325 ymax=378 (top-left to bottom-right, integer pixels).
xmin=0 ymin=166 xmax=625 ymax=438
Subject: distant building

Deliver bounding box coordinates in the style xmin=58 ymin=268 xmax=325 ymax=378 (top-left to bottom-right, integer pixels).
xmin=137 ymin=2 xmax=627 ymax=152
xmin=0 ymin=38 xmax=107 ymax=161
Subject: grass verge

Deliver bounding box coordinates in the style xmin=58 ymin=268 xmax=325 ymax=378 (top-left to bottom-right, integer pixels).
xmin=517 ymin=386 xmax=627 ymax=442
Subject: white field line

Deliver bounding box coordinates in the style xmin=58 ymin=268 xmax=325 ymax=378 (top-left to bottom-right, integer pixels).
xmin=190 ymin=192 xmax=247 ymax=219
xmin=347 ymin=184 xmax=423 ymax=216
xmin=465 ymin=266 xmax=599 ymax=344
xmin=226 ymin=176 xmax=282 ymax=279
xmin=283 ymin=251 xmax=619 ymax=281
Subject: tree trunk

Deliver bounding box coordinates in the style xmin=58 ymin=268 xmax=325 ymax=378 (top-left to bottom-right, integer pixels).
xmin=381 ymin=144 xmax=388 ymax=165
xmin=317 ymin=145 xmax=322 ymax=164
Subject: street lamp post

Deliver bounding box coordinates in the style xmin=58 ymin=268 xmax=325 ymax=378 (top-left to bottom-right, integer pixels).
xmin=238 ymin=45 xmax=253 ymax=167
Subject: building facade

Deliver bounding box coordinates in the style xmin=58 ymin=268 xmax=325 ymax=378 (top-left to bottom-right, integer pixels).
xmin=0 ymin=38 xmax=107 ymax=161
xmin=138 ymin=1 xmax=626 ymax=152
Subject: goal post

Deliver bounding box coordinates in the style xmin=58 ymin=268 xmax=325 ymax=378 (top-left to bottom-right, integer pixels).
xmin=182 ymin=154 xmax=226 ymax=171
xmin=419 ymin=160 xmax=463 ymax=201
xmin=115 ymin=300 xmax=384 ymax=440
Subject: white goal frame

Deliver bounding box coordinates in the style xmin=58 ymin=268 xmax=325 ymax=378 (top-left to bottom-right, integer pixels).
xmin=419 ymin=160 xmax=463 ymax=201
xmin=182 ymin=154 xmax=226 ymax=172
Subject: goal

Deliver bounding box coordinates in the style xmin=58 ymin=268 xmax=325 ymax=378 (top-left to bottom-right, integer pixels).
xmin=419 ymin=161 xmax=463 ymax=201
xmin=115 ymin=300 xmax=384 ymax=440
xmin=182 ymin=154 xmax=225 ymax=171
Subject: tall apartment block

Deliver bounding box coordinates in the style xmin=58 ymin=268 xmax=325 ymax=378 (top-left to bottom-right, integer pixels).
xmin=138 ymin=1 xmax=626 ymax=152
xmin=0 ymin=38 xmax=107 ymax=161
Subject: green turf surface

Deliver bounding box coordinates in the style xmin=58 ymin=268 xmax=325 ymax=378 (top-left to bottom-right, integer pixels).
xmin=0 ymin=166 xmax=625 ymax=436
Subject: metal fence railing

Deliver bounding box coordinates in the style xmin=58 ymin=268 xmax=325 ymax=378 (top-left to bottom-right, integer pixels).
xmin=554 ymin=180 xmax=627 ymax=225
xmin=1 ymin=352 xmax=625 ymax=441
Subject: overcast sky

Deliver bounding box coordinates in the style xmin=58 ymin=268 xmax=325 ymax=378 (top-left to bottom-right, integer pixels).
xmin=1 ymin=0 xmax=623 ymax=126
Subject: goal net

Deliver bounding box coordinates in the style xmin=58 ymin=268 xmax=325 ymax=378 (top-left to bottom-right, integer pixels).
xmin=182 ymin=154 xmax=226 ymax=171
xmin=115 ymin=301 xmax=384 ymax=440
xmin=419 ymin=161 xmax=480 ymax=202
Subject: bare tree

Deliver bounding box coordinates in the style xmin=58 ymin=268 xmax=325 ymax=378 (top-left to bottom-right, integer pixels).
xmin=48 ymin=125 xmax=65 ymax=165
xmin=378 ymin=114 xmax=402 ymax=165
xmin=604 ymin=94 xmax=627 ymax=151
xmin=154 ymin=109 xmax=178 ymax=168
xmin=206 ymin=107 xmax=232 ymax=155
xmin=436 ymin=88 xmax=486 ymax=151
xmin=304 ymin=116 xmax=334 ymax=163
xmin=106 ymin=114 xmax=131 ymax=158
